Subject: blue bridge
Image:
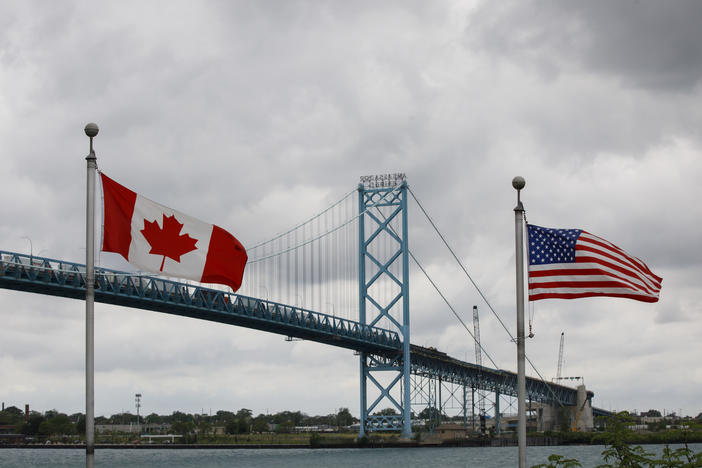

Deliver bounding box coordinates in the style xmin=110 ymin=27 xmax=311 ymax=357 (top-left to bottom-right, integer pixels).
xmin=0 ymin=174 xmax=608 ymax=437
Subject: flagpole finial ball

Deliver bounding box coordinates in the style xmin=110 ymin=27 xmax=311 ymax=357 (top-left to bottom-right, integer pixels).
xmin=84 ymin=123 xmax=99 ymax=138
xmin=512 ymin=176 xmax=525 ymax=191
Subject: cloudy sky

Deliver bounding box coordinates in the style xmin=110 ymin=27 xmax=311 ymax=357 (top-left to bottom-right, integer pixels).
xmin=1 ymin=0 xmax=701 ymax=420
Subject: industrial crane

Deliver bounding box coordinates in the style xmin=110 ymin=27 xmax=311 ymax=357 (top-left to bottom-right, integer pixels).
xmin=554 ymin=332 xmax=582 ymax=384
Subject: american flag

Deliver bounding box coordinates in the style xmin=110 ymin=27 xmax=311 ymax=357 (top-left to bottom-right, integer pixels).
xmin=527 ymin=224 xmax=662 ymax=302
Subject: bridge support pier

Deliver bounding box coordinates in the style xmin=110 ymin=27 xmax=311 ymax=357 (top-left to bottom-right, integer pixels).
xmin=495 ymin=391 xmax=501 ymax=434
xmin=357 ymin=176 xmax=412 ymax=439
xmin=462 ymin=385 xmax=467 ymax=427
xmin=472 ymin=386 xmax=476 ymax=431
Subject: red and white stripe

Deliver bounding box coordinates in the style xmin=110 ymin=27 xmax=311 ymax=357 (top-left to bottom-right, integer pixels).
xmin=529 ymin=231 xmax=662 ymax=302
xmin=100 ymin=172 xmax=247 ymax=292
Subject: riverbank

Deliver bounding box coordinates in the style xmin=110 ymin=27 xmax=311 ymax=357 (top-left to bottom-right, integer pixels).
xmin=3 ymin=429 xmax=701 ymax=450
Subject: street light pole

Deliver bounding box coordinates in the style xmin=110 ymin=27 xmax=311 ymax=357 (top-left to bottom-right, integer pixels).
xmin=84 ymin=122 xmax=99 ymax=468
xmin=135 ymin=393 xmax=142 ymax=433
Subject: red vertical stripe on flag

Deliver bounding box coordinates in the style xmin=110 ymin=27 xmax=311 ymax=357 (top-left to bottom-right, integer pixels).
xmin=201 ymin=224 xmax=248 ymax=291
xmin=100 ymin=173 xmax=136 ymax=260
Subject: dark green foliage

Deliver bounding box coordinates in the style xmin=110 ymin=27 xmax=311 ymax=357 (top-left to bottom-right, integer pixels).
xmin=251 ymin=414 xmax=269 ymax=433
xmin=22 ymin=412 xmax=45 ymax=435
xmin=417 ymin=406 xmax=439 ymax=420
xmin=534 ymin=412 xmax=702 ymax=468
xmin=0 ymin=406 xmax=24 ymax=424
xmin=656 ymin=444 xmax=702 ymax=467
xmin=597 ymin=443 xmax=656 ymax=467
xmin=375 ymin=407 xmax=399 ymax=416
xmin=38 ymin=413 xmax=76 ymax=436
xmin=309 ymin=432 xmax=322 ymax=447
xmin=531 ymin=454 xmax=583 ymax=468
xmin=336 ymin=407 xmax=355 ymax=427
xmin=75 ymin=415 xmax=85 ymax=434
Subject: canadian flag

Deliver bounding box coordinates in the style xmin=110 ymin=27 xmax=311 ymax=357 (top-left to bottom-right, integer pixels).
xmin=100 ymin=173 xmax=247 ymax=291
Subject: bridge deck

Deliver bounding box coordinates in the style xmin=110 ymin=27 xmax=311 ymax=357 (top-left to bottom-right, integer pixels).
xmin=0 ymin=251 xmax=589 ymax=406
xmin=0 ymin=252 xmax=400 ymax=354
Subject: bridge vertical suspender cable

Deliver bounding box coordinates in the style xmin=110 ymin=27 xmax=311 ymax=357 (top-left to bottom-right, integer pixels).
xmin=407 ymin=187 xmax=564 ymax=406
xmin=242 ymin=189 xmax=370 ymax=323
xmin=365 ymin=201 xmax=500 ymax=370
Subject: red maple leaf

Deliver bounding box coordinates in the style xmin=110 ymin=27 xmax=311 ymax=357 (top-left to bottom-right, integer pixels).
xmin=140 ymin=214 xmax=198 ymax=271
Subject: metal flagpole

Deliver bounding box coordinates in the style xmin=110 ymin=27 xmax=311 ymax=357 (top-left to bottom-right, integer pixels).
xmin=84 ymin=122 xmax=99 ymax=468
xmin=512 ymin=176 xmax=527 ymax=468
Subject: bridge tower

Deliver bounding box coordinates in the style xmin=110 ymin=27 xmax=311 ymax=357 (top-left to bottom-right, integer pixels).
xmin=357 ymin=173 xmax=412 ymax=438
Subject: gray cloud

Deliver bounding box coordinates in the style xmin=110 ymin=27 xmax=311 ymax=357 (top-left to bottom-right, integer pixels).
xmin=466 ymin=0 xmax=702 ymax=91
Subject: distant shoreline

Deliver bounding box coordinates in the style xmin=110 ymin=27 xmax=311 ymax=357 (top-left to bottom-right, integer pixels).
xmin=1 ymin=443 xmax=422 ymax=449
xmin=2 ymin=441 xmax=700 ymax=450
xmin=3 ymin=432 xmax=701 ymax=449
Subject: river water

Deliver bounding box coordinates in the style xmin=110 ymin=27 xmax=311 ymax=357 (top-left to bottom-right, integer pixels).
xmin=2 ymin=444 xmax=701 ymax=467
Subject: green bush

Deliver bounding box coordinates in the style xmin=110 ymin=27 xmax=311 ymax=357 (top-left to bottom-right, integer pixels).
xmin=532 ymin=413 xmax=702 ymax=468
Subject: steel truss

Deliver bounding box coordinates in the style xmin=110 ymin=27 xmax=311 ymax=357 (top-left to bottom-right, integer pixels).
xmin=409 ymin=346 xmax=586 ymax=406
xmin=0 ymin=251 xmax=400 ymax=354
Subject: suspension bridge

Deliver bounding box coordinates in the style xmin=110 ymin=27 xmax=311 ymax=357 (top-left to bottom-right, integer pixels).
xmin=0 ymin=173 xmax=607 ymax=438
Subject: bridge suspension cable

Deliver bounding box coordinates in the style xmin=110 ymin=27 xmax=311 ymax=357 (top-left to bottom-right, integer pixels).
xmin=247 ymin=189 xmax=356 ymax=250
xmin=363 ymin=199 xmax=501 ymax=370
xmin=240 ymin=189 xmax=360 ymax=320
xmin=240 ymin=183 xmax=406 ymax=329
xmin=407 ymin=187 xmax=565 ymax=406
xmin=235 ymin=180 xmax=565 ymax=405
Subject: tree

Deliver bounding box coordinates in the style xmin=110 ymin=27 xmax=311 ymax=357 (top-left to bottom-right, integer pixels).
xmin=225 ymin=420 xmax=239 ymax=435
xmin=597 ymin=412 xmax=655 ymax=468
xmin=277 ymin=420 xmax=294 ymax=433
xmin=657 ymin=444 xmax=702 ymax=467
xmin=336 ymin=408 xmax=355 ymax=427
xmin=109 ymin=412 xmax=134 ymax=425
xmin=76 ymin=415 xmax=86 ymax=435
xmin=39 ymin=413 xmax=76 ymax=436
xmin=216 ymin=410 xmax=236 ymax=425
xmin=418 ymin=407 xmax=440 ymax=420
xmin=171 ymin=411 xmax=193 ymax=423
xmin=531 ymin=454 xmax=582 ymax=468
xmin=0 ymin=406 xmax=24 ymax=425
xmin=197 ymin=420 xmax=212 ymax=436
xmin=172 ymin=420 xmax=194 ymax=436
xmin=236 ymin=408 xmax=252 ymax=433
xmin=236 ymin=408 xmax=253 ymax=419
xmin=252 ymin=415 xmax=269 ymax=433
xmin=21 ymin=412 xmax=45 ymax=435
xmin=273 ymin=410 xmax=304 ymax=426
